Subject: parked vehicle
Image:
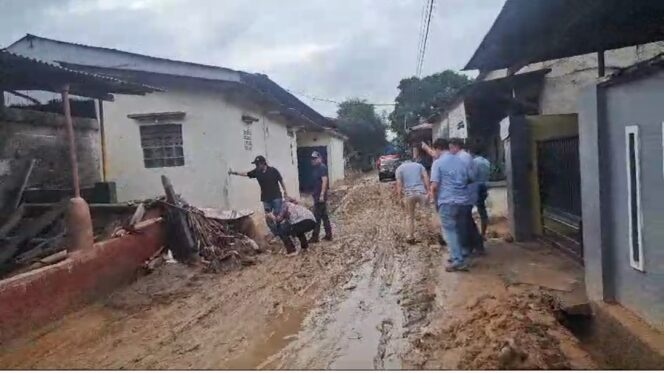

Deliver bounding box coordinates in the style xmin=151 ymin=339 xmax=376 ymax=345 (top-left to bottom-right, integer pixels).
xmin=377 ymin=154 xmax=401 ymax=182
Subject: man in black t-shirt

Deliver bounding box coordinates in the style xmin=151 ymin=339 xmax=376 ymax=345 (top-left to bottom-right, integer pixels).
xmin=309 ymin=151 xmax=332 ymax=242
xmin=229 ymin=155 xmax=288 ymax=238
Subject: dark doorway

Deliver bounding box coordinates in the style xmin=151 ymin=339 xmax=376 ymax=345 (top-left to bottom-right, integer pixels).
xmin=297 ymin=146 xmax=327 ymax=193
xmin=537 ymin=136 xmax=583 ymax=260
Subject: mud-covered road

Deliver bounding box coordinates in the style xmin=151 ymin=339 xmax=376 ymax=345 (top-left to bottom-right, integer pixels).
xmin=0 ymin=176 xmax=598 ymax=369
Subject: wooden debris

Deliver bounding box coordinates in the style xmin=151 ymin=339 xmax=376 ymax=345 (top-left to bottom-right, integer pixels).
xmin=12 ymin=159 xmax=35 ymax=210
xmin=0 ymin=204 xmax=26 ymax=239
xmin=0 ymin=199 xmax=68 ymax=266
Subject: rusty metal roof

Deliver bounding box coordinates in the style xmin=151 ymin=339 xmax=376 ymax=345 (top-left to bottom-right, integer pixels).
xmin=0 ymin=49 xmax=160 ymax=100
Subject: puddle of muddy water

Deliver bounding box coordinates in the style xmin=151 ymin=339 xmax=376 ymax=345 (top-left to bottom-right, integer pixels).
xmin=258 ymin=261 xmax=406 ymax=370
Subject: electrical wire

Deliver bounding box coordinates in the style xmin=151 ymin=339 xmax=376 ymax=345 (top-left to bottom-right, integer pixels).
xmin=286 ymin=89 xmax=396 ymax=106
xmin=416 ymin=0 xmax=435 ymax=77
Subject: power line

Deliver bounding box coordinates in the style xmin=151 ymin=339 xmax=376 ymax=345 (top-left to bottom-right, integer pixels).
xmin=415 ymin=0 xmax=429 ymax=77
xmin=416 ymin=0 xmax=435 ymax=77
xmin=286 ymin=89 xmax=396 ymax=106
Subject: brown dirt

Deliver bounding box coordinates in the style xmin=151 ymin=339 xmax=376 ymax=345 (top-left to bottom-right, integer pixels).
xmin=0 ymin=175 xmax=599 ymax=369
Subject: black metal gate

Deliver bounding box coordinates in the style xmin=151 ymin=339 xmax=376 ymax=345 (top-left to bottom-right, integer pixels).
xmin=537 ymin=136 xmax=583 ymax=260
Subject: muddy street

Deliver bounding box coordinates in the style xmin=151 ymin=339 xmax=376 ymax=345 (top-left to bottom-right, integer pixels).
xmin=0 ymin=175 xmax=598 ymax=369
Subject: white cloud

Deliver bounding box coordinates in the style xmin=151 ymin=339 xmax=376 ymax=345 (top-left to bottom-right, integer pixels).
xmin=0 ymin=0 xmax=506 ymax=116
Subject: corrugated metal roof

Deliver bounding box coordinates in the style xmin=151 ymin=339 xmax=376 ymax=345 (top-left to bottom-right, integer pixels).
xmin=0 ymin=49 xmax=160 ymax=100
xmin=464 ymin=0 xmax=664 ymax=71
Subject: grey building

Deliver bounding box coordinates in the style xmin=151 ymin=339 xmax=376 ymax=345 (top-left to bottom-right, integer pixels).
xmin=579 ymin=56 xmax=664 ymax=329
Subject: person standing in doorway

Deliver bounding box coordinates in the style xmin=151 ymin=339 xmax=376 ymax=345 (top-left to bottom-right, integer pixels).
xmin=229 ymin=155 xmax=288 ymax=239
xmin=431 ymin=138 xmax=474 ymax=271
xmin=470 ymin=143 xmax=491 ymax=239
xmin=396 ymin=148 xmax=431 ymax=244
xmin=310 ymin=151 xmax=332 ymax=242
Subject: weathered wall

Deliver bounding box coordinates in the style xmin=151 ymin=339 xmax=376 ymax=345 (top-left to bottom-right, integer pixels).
xmin=482 ymin=41 xmax=664 ymax=115
xmin=599 ymin=72 xmax=664 ymax=329
xmin=297 ymin=131 xmax=345 ymax=185
xmin=0 ymin=108 xmax=101 ymax=206
xmin=0 ymin=220 xmax=165 ymax=342
xmin=103 ymin=84 xmax=300 ymax=214
xmin=439 ymin=101 xmax=468 ymax=139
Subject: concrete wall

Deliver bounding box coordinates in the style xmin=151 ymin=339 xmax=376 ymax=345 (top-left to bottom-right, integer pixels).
xmin=579 ymin=71 xmax=664 ymax=330
xmin=439 ymin=101 xmax=468 ymax=139
xmin=297 ymin=131 xmax=345 ymax=185
xmin=103 ymin=85 xmax=300 ymax=213
xmin=0 ymin=219 xmax=165 ymax=342
xmin=0 ymin=108 xmax=101 ymax=207
xmin=600 ymin=72 xmax=664 ymax=329
xmin=482 ymin=41 xmax=664 ymax=115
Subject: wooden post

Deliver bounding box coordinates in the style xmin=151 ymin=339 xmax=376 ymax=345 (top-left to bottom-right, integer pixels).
xmin=598 ymin=50 xmax=606 ymax=78
xmin=97 ymin=99 xmax=108 ymax=182
xmin=61 ymin=85 xmax=81 ymax=197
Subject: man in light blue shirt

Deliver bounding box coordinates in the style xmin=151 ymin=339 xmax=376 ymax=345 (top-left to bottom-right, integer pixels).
xmin=396 ymin=150 xmax=430 ymax=244
xmin=430 ymin=138 xmax=474 ymax=271
xmin=470 ymin=144 xmax=491 ymax=238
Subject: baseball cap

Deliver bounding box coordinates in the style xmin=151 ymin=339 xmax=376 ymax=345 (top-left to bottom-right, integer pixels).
xmin=311 ymin=151 xmax=321 ymax=159
xmin=251 ymin=155 xmax=267 ymax=165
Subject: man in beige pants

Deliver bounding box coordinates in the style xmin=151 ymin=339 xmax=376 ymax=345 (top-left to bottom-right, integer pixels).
xmin=395 ymin=150 xmax=431 ymax=244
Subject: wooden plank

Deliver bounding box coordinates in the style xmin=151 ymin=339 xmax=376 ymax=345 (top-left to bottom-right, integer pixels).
xmin=0 ymin=199 xmax=68 ymax=265
xmin=12 ymin=159 xmax=36 ymax=210
xmin=0 ymin=204 xmax=25 ymax=239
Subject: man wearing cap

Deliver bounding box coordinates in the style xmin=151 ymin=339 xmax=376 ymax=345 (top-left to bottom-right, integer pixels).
xmin=310 ymin=151 xmax=332 ymax=242
xmin=229 ymin=155 xmax=288 ymax=238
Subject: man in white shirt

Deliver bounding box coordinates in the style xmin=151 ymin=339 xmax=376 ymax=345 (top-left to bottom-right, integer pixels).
xmin=270 ymin=198 xmax=317 ymax=256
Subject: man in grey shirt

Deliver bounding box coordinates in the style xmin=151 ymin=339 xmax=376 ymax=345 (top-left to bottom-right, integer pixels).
xmin=396 ymin=149 xmax=431 ymax=244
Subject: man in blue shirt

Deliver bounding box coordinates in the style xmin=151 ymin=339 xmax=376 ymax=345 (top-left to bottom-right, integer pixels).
xmin=310 ymin=151 xmax=332 ymax=242
xmin=396 ymin=148 xmax=430 ymax=244
xmin=453 ymin=139 xmax=484 ymax=257
xmin=430 ymin=138 xmax=474 ymax=271
xmin=470 ymin=144 xmax=491 ymax=239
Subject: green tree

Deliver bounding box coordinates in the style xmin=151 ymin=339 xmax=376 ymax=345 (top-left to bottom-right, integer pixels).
xmin=335 ymin=99 xmax=387 ymax=167
xmin=389 ymin=70 xmax=473 ymax=142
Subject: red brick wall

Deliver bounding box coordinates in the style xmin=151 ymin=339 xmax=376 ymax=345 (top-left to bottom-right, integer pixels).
xmin=0 ymin=220 xmax=165 ymax=342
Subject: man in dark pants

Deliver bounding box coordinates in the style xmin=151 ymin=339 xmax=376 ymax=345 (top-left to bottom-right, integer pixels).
xmin=309 ymin=151 xmax=332 ymax=242
xmin=450 ymin=138 xmax=484 ymax=256
xmin=229 ymin=155 xmax=288 ymax=239
xmin=272 ymin=198 xmax=317 ymax=255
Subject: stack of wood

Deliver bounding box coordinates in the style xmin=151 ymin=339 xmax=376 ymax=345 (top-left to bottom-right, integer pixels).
xmin=0 ymin=200 xmax=68 ymax=277
xmin=159 ymin=176 xmax=262 ymax=273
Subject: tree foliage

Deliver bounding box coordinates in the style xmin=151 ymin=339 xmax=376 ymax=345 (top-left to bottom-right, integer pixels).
xmin=389 ymin=70 xmax=473 ymax=142
xmin=335 ymin=98 xmax=387 ymax=158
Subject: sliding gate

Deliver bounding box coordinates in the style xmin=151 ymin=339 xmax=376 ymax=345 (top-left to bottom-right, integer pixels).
xmin=536 ymin=136 xmax=583 ymax=260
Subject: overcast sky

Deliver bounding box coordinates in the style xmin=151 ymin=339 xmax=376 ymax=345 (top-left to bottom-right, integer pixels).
xmin=0 ymin=0 xmax=504 ymax=116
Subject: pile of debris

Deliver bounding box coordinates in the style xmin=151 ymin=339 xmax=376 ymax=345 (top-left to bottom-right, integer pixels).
xmin=0 ymin=200 xmax=69 ymax=278
xmin=153 ymin=176 xmax=263 ymax=273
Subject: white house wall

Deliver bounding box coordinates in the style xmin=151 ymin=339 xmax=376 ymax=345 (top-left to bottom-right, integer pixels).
xmin=445 ymin=101 xmax=468 ymax=139
xmin=103 ymin=87 xmax=299 ymax=213
xmin=296 ymin=132 xmax=345 ymax=185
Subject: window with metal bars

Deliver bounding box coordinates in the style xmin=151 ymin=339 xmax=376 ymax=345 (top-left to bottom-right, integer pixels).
xmin=139 ymin=124 xmax=185 ymax=168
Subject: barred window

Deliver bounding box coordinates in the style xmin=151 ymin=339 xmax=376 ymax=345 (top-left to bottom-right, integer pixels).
xmin=139 ymin=124 xmax=185 ymax=168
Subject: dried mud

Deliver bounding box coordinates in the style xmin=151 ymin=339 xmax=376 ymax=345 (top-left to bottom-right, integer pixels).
xmin=0 ymin=175 xmax=598 ymax=370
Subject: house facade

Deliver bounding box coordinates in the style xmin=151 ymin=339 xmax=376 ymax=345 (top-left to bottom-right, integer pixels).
xmin=7 ymin=34 xmax=342 ymax=212
xmin=296 ymin=130 xmax=346 ymax=192
xmin=579 ymin=59 xmax=664 ymax=329
xmin=459 ymin=0 xmax=664 ymax=339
